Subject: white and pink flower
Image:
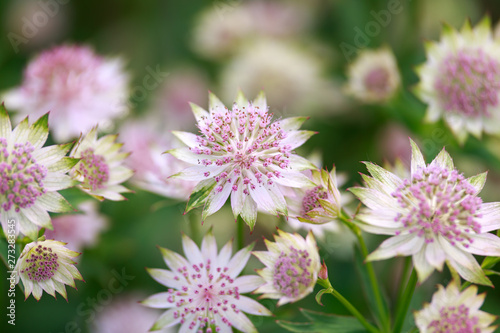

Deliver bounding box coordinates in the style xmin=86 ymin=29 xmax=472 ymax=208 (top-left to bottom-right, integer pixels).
xmin=169 ymin=91 xmax=316 ymax=229
xmin=142 ymin=231 xmax=271 ymax=332
xmin=350 ymin=139 xmax=500 ymax=285
xmin=3 ymin=45 xmax=130 ymax=141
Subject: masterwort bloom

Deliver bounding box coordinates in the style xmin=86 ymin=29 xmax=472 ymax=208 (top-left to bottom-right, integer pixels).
xmin=169 ymin=91 xmax=316 ymax=229
xmin=344 ymin=47 xmax=401 ymax=104
xmin=3 ymin=45 xmax=129 ymax=141
xmin=0 ymin=106 xmax=78 ymax=240
xmin=414 ymin=17 xmax=500 ymax=143
xmin=286 ymin=168 xmax=342 ymax=225
xmin=253 ymin=230 xmax=320 ymax=305
xmin=142 ymin=231 xmax=271 ymax=332
xmin=14 ymin=237 xmax=83 ymax=300
xmin=414 ymin=280 xmax=497 ymax=333
xmin=70 ymin=127 xmax=133 ymax=201
xmin=350 ymin=139 xmax=500 ymax=285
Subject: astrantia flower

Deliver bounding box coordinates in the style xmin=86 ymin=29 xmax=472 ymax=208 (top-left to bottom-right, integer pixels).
xmin=70 ymin=127 xmax=133 ymax=201
xmin=44 ymin=201 xmax=108 ymax=252
xmin=287 ymin=168 xmax=342 ymax=225
xmin=14 ymin=237 xmax=83 ymax=300
xmin=120 ymin=121 xmax=196 ymax=200
xmin=169 ymin=91 xmax=316 ymax=229
xmin=350 ymin=139 xmax=500 ymax=285
xmin=0 ymin=106 xmax=78 ymax=240
xmin=142 ymin=231 xmax=271 ymax=332
xmin=414 ymin=280 xmax=497 ymax=333
xmin=414 ymin=17 xmax=500 ymax=143
xmin=344 ymin=47 xmax=401 ymax=103
xmin=253 ymin=230 xmax=320 ymax=305
xmin=3 ymin=45 xmax=129 ymax=141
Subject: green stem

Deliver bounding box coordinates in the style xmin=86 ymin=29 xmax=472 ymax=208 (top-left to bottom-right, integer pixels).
xmin=393 ymin=268 xmax=417 ymax=333
xmin=188 ymin=211 xmax=201 ymax=244
xmin=236 ymin=216 xmax=245 ymax=250
xmin=340 ymin=210 xmax=390 ymax=332
xmin=324 ymin=285 xmax=380 ymax=333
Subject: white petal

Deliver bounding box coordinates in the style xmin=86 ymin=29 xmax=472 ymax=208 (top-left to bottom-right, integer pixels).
xmin=424 ymin=240 xmax=446 ymax=270
xmin=367 ymin=234 xmax=425 ymax=261
xmin=181 ymin=233 xmax=204 ymax=264
xmin=141 ymin=292 xmax=177 ymax=309
xmin=217 ymin=241 xmax=233 ymax=268
xmin=224 ymin=309 xmax=257 ymax=333
xmin=459 ymin=233 xmax=500 ymax=256
xmin=226 ymin=243 xmax=254 ymax=278
xmin=430 ymin=148 xmax=454 ymax=170
xmin=233 ymin=295 xmax=272 ymax=316
xmin=478 ymin=202 xmax=500 ymax=232
xmin=147 ymin=268 xmax=185 ymax=290
xmin=159 ymin=247 xmax=190 ymax=272
xmin=410 ymin=138 xmax=426 ymax=176
xmin=201 ymin=231 xmax=218 ymax=262
xmin=202 ymin=182 xmax=232 ymax=220
xmin=240 ymin=196 xmax=257 ymax=229
xmin=150 ymin=309 xmax=182 ymax=330
xmin=172 ymin=131 xmax=199 ymax=148
xmin=234 ymin=275 xmax=265 ymax=293
xmin=413 ymin=249 xmax=435 ymax=283
xmin=272 ymin=170 xmax=315 ymax=188
xmin=280 ymin=130 xmax=315 ymax=150
xmin=230 ymin=184 xmax=245 ymax=217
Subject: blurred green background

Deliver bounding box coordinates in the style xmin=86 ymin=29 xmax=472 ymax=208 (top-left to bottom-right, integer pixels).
xmin=1 ymin=0 xmax=500 ymax=332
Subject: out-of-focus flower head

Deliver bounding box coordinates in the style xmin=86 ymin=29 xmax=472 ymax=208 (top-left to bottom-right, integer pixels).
xmin=70 ymin=127 xmax=133 ymax=201
xmin=120 ymin=120 xmax=196 ymax=200
xmin=220 ymin=39 xmax=333 ymax=114
xmin=344 ymin=47 xmax=401 ymax=104
xmin=3 ymin=45 xmax=130 ymax=141
xmin=414 ymin=17 xmax=500 ymax=144
xmin=0 ymin=106 xmax=78 ymax=240
xmin=94 ymin=294 xmax=173 ymax=333
xmin=253 ymin=230 xmax=320 ymax=305
xmin=350 ymin=139 xmax=500 ymax=285
xmin=14 ymin=237 xmax=83 ymax=300
xmin=153 ymin=69 xmax=208 ymax=131
xmin=169 ymin=91 xmax=316 ymax=229
xmin=414 ymin=280 xmax=497 ymax=333
xmin=192 ymin=0 xmax=312 ymax=59
xmin=142 ymin=231 xmax=271 ymax=332
xmin=44 ymin=201 xmax=108 ymax=252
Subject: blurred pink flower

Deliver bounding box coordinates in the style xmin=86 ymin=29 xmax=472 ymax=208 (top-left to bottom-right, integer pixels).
xmin=94 ymin=294 xmax=173 ymax=333
xmin=44 ymin=201 xmax=107 ymax=252
xmin=3 ymin=45 xmax=130 ymax=141
xmin=153 ymin=69 xmax=208 ymax=131
xmin=120 ymin=121 xmax=196 ymax=200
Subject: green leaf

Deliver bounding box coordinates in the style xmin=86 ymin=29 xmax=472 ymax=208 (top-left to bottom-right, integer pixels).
xmin=277 ymin=309 xmax=367 ymax=333
xmin=482 ymin=256 xmax=500 ymax=270
xmin=185 ymin=179 xmax=216 ymax=213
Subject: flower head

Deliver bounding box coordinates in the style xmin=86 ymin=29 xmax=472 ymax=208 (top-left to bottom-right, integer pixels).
xmin=344 ymin=47 xmax=401 ymax=103
xmin=142 ymin=231 xmax=271 ymax=333
xmin=14 ymin=237 xmax=83 ymax=300
xmin=3 ymin=45 xmax=129 ymax=141
xmin=44 ymin=201 xmax=108 ymax=252
xmin=414 ymin=17 xmax=500 ymax=143
xmin=169 ymin=91 xmax=316 ymax=229
xmin=350 ymin=139 xmax=500 ymax=285
xmin=414 ymin=280 xmax=497 ymax=333
xmin=286 ymin=168 xmax=342 ymax=225
xmin=0 ymin=106 xmax=78 ymax=240
xmin=253 ymin=230 xmax=320 ymax=305
xmin=70 ymin=127 xmax=133 ymax=201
